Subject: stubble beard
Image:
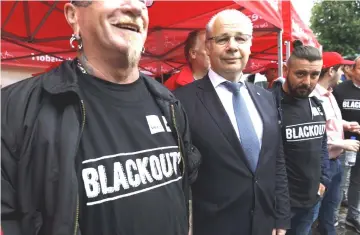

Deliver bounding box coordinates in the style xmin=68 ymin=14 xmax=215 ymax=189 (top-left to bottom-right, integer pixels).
xmin=286 ymin=77 xmax=311 ymax=98
xmin=126 ymin=36 xmax=143 ymax=68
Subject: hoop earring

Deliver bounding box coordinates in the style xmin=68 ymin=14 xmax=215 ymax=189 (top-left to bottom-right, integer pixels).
xmin=70 ymin=34 xmax=76 ymax=49
xmin=70 ymin=34 xmax=83 ymax=50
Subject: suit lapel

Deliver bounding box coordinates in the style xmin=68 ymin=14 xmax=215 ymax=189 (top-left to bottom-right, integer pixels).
xmin=196 ymin=76 xmax=252 ymax=171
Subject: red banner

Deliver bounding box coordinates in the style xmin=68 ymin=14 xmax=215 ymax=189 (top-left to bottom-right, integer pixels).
xmin=1 ymin=40 xmax=75 ymax=69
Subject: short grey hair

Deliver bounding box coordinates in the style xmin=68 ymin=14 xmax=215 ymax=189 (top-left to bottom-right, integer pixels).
xmin=355 ymin=56 xmax=360 ymax=64
xmin=205 ymin=9 xmax=253 ymax=38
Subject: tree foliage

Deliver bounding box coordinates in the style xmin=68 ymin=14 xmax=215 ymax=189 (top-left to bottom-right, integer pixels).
xmin=310 ymin=0 xmax=360 ymax=57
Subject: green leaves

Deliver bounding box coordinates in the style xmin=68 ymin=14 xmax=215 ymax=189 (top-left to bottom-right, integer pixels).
xmin=310 ymin=0 xmax=360 ymax=57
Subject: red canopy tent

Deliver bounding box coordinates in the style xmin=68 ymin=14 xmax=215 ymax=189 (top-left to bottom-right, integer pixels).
xmin=1 ymin=0 xmax=284 ymax=77
xmin=282 ymin=0 xmax=321 ymax=50
xmin=140 ymin=0 xmax=284 ymax=76
xmin=244 ymin=0 xmax=321 ymax=74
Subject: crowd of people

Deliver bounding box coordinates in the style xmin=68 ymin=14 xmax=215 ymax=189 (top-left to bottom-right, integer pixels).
xmin=1 ymin=1 xmax=360 ymax=235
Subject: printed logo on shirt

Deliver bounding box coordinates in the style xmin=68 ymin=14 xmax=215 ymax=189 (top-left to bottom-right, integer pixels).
xmin=146 ymin=115 xmax=172 ymax=134
xmin=81 ymin=146 xmax=182 ymax=206
xmin=342 ymin=99 xmax=360 ymax=110
xmin=311 ymin=107 xmax=324 ymax=117
xmin=285 ymin=121 xmax=326 ymax=142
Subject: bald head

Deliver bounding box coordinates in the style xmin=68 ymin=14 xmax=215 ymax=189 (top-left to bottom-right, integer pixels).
xmin=206 ymin=9 xmax=253 ymax=40
xmin=205 ymin=9 xmax=253 ymax=82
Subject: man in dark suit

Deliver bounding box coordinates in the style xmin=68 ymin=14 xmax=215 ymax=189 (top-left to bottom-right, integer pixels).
xmin=174 ymin=9 xmax=290 ymax=235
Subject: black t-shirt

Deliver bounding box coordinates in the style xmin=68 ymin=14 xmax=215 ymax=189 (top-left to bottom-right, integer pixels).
xmin=76 ymin=71 xmax=187 ymax=235
xmin=281 ymin=91 xmax=326 ymax=208
xmin=333 ymin=80 xmax=360 ymax=141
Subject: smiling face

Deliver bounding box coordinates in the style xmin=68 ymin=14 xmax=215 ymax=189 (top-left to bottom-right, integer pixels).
xmin=205 ymin=14 xmax=252 ymax=81
xmin=65 ymin=0 xmax=149 ymax=66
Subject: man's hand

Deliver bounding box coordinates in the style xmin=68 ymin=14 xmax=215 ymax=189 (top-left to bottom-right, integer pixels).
xmin=344 ymin=121 xmax=360 ymax=134
xmin=318 ymin=183 xmax=326 ymax=197
xmin=272 ymin=229 xmax=286 ymax=235
xmin=341 ymin=139 xmax=360 ymax=152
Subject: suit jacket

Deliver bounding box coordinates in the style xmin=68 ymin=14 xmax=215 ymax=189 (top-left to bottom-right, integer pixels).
xmin=174 ymin=76 xmax=290 ymax=235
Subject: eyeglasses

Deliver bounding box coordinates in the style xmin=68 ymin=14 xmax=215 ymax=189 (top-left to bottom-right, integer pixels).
xmin=207 ymin=34 xmax=252 ymax=46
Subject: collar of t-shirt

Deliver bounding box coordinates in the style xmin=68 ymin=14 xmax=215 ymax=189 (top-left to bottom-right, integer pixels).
xmin=76 ymin=59 xmax=148 ymax=105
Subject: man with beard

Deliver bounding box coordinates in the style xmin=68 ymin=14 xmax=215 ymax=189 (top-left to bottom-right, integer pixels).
xmin=333 ymin=56 xmax=360 ymax=232
xmin=1 ymin=1 xmax=201 ymax=235
xmin=311 ymin=52 xmax=360 ymax=235
xmin=259 ymin=62 xmax=279 ymax=88
xmin=271 ymin=40 xmax=331 ymax=235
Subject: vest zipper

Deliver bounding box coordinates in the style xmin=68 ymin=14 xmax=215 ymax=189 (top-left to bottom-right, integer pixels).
xmin=170 ymin=104 xmax=185 ymax=177
xmin=74 ymin=99 xmax=86 ymax=235
xmin=171 ymin=103 xmax=192 ymax=234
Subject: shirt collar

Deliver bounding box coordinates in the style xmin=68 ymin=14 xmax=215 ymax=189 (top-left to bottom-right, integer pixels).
xmin=314 ymin=83 xmax=333 ymax=97
xmin=208 ymin=68 xmax=244 ymax=89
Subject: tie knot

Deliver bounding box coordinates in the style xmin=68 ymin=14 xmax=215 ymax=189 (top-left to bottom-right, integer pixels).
xmin=223 ymin=81 xmax=242 ymax=94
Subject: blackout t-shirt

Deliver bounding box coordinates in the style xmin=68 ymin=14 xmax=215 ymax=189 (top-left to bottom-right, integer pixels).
xmin=76 ymin=71 xmax=187 ymax=235
xmin=333 ymin=80 xmax=360 ymax=141
xmin=281 ymin=91 xmax=326 ymax=208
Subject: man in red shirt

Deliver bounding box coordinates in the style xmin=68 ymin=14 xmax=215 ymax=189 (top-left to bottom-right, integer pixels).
xmin=164 ymin=30 xmax=210 ymax=90
xmin=260 ymin=62 xmax=279 ymax=88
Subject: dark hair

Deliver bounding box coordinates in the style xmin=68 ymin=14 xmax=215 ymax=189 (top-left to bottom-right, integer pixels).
xmin=287 ymin=40 xmax=322 ymax=66
xmin=184 ymin=30 xmax=203 ymax=64
xmin=319 ymin=64 xmax=342 ymax=79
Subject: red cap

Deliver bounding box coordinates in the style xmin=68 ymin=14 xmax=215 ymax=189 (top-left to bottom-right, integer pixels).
xmin=322 ymin=52 xmax=355 ymax=68
xmin=343 ymin=59 xmax=356 ymax=65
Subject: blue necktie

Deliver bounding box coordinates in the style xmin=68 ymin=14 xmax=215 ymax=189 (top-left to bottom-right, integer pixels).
xmin=223 ymin=81 xmax=260 ymax=172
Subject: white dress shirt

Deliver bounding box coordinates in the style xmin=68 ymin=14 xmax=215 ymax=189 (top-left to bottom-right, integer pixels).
xmin=208 ymin=69 xmax=263 ymax=145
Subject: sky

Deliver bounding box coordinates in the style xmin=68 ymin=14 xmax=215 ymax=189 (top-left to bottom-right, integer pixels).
xmin=291 ymin=0 xmax=315 ymax=26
